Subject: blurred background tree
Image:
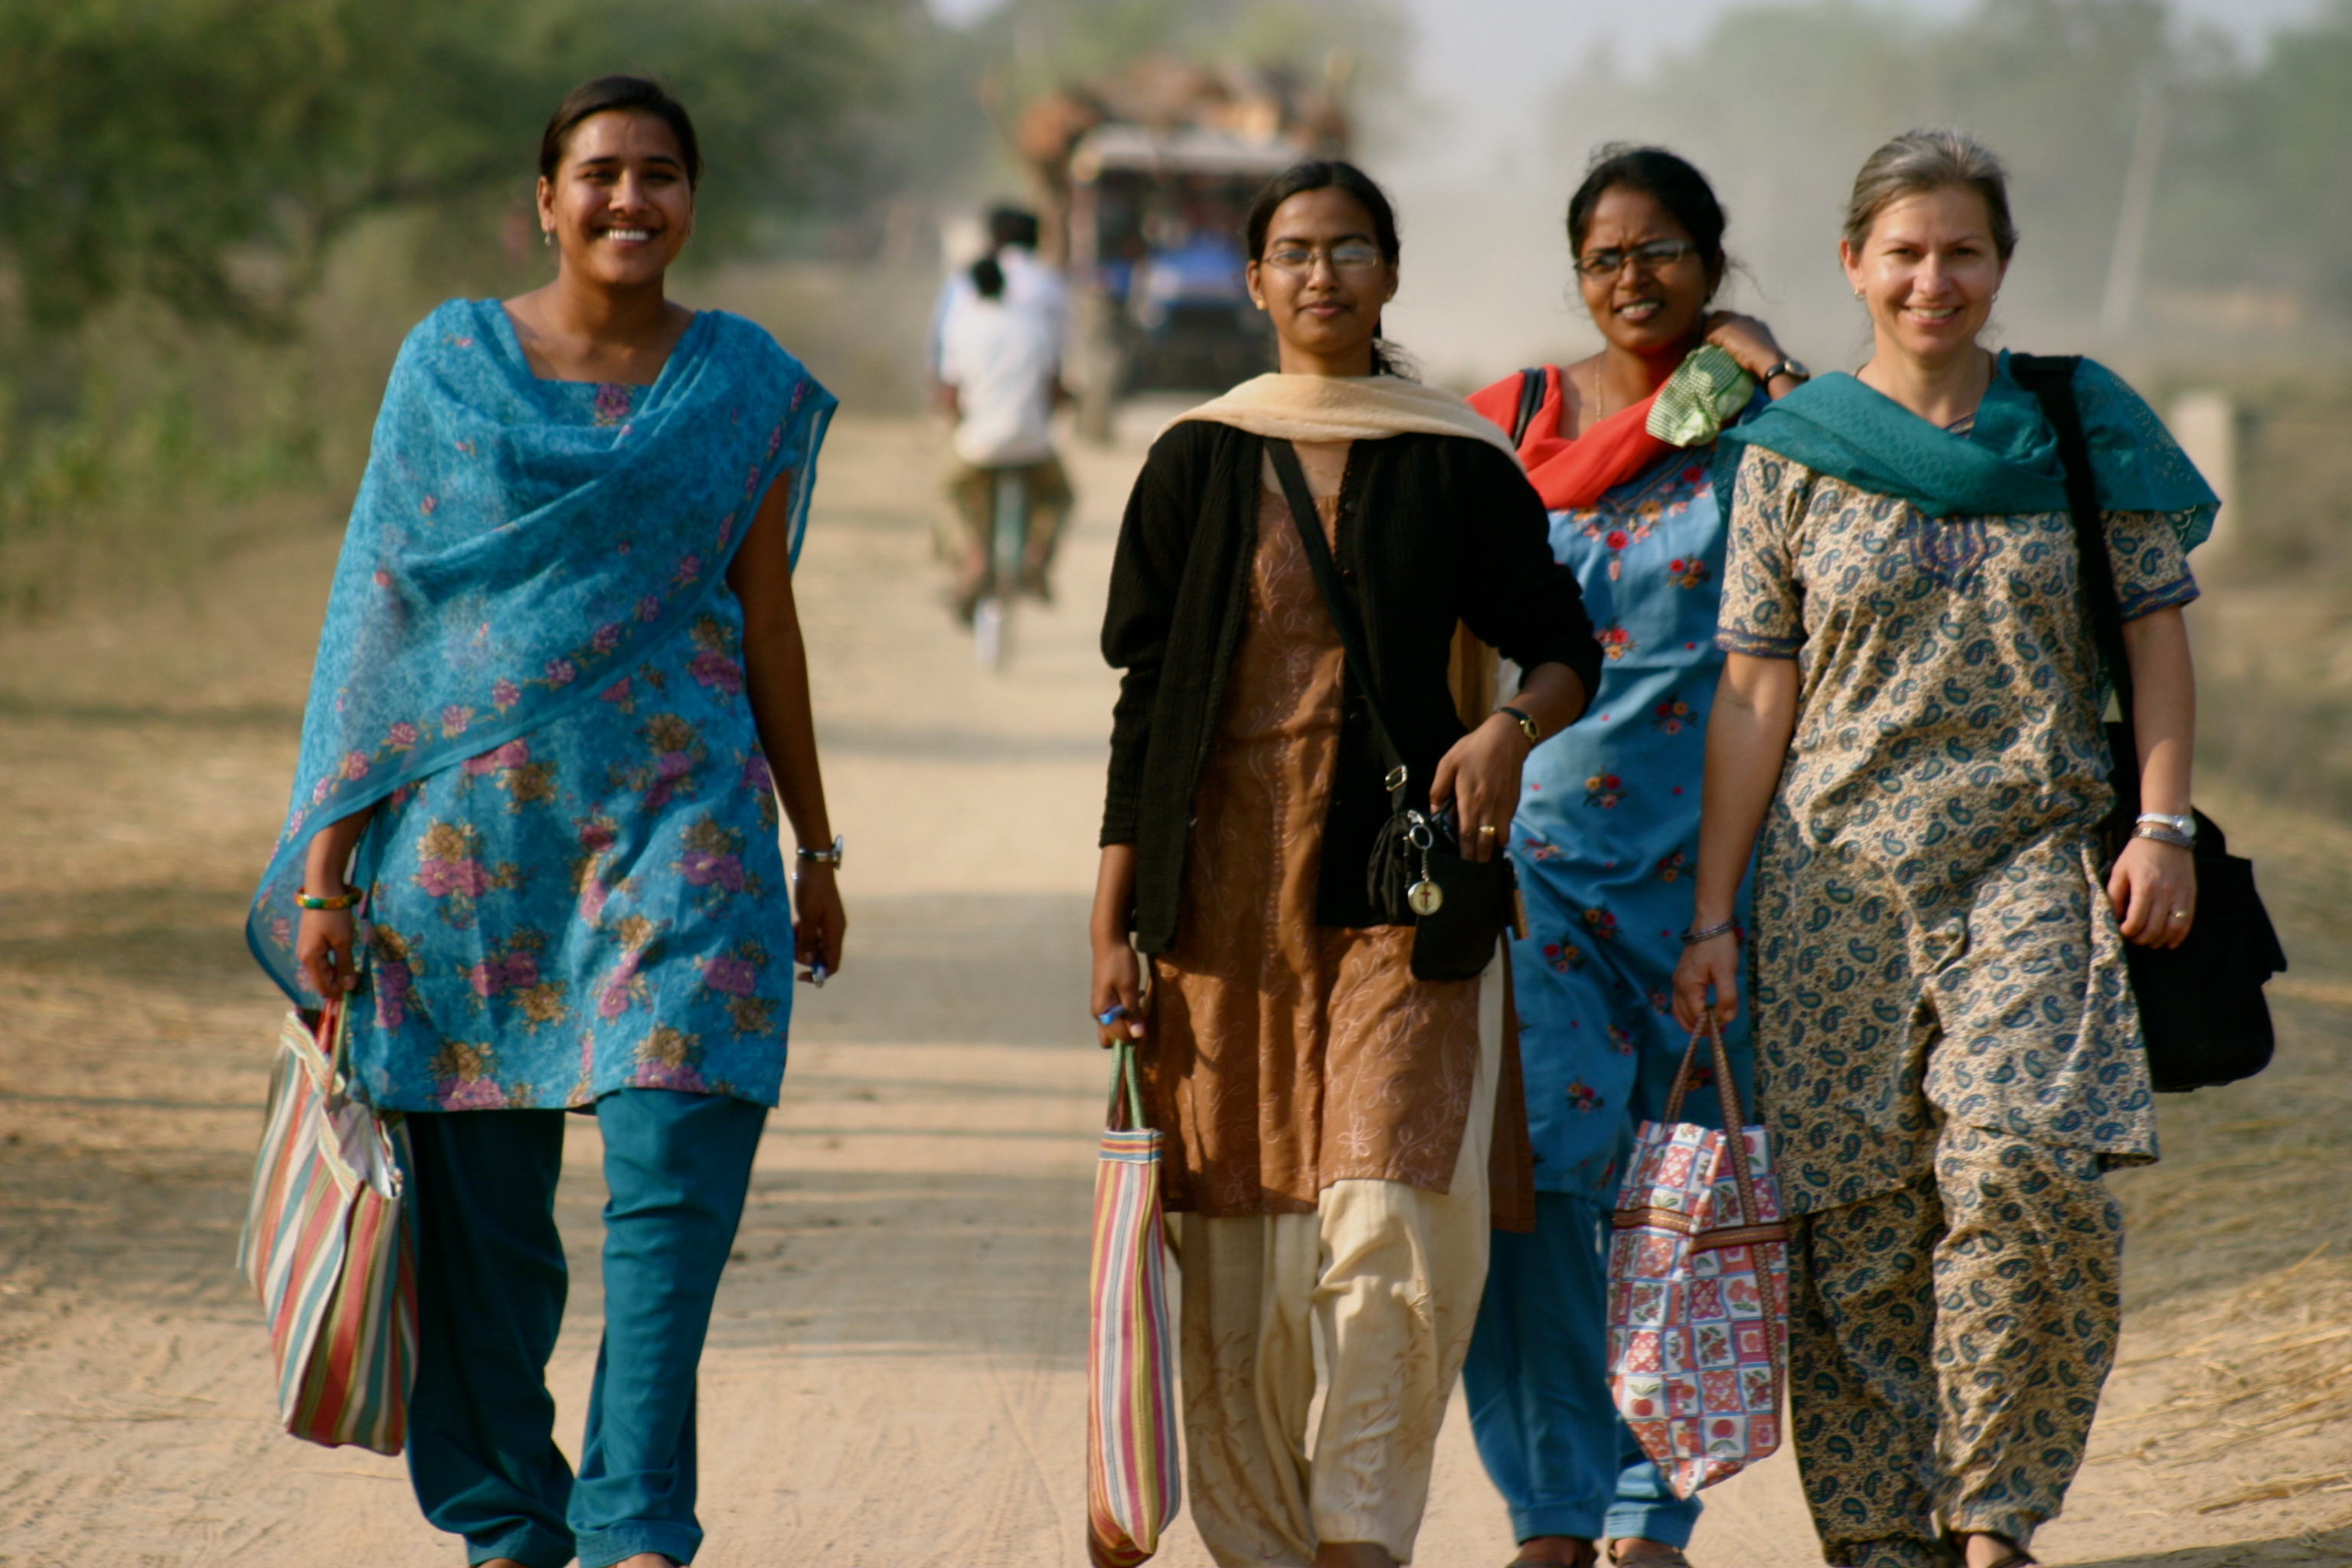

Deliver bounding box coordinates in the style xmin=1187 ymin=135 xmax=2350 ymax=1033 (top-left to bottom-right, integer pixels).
xmin=0 ymin=0 xmax=2345 ymax=617
xmin=0 ymin=0 xmax=898 ymax=333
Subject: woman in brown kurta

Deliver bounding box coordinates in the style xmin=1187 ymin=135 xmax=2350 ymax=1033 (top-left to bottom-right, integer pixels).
xmin=1090 ymin=162 xmax=1603 ymax=1568
xmin=1155 ymin=437 xmax=1486 ymax=1217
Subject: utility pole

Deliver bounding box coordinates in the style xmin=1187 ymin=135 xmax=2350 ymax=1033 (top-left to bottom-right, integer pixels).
xmin=2101 ymin=80 xmax=2168 ymax=338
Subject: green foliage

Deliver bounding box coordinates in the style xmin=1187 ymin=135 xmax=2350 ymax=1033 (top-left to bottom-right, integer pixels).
xmin=0 ymin=0 xmax=906 ymax=335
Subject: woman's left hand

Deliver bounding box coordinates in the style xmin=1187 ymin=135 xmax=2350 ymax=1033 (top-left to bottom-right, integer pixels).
xmin=1703 ymin=311 xmax=1786 ymax=384
xmin=793 ymin=864 xmax=848 ymax=977
xmin=1431 ymin=714 xmax=1530 ymax=864
xmin=2107 ymin=836 xmax=2196 ymax=949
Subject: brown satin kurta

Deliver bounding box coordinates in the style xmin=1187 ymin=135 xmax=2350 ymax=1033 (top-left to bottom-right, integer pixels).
xmin=1148 ymin=459 xmax=1484 ymax=1217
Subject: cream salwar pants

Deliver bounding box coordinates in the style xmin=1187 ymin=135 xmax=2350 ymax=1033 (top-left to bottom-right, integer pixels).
xmin=1174 ymin=962 xmax=1501 ymax=1566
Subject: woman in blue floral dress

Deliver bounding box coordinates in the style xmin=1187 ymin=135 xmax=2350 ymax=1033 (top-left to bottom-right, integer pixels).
xmin=1459 ymin=149 xmax=1806 ymax=1568
xmin=247 ymin=79 xmax=840 ymax=1568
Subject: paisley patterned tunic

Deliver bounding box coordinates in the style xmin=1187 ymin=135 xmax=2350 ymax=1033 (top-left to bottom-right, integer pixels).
xmin=1715 ymin=444 xmax=2198 ymax=1214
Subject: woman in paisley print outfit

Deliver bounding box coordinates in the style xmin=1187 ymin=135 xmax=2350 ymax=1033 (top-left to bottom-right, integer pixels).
xmin=1674 ymin=131 xmax=2216 ymax=1568
xmin=1457 ymin=147 xmax=1807 ymax=1568
xmin=251 ymin=80 xmax=841 ymax=1568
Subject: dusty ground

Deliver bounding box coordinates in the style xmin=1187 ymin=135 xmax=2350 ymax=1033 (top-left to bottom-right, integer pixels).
xmin=0 ymin=406 xmax=2346 ymax=1566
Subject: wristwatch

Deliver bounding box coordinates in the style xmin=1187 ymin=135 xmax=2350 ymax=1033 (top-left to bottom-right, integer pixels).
xmin=1760 ymin=358 xmax=1811 ymax=385
xmin=1496 ymin=705 xmax=1542 ymax=745
xmin=796 ymin=834 xmax=846 ymax=867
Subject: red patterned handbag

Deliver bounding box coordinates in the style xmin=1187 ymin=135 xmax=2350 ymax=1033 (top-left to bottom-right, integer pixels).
xmin=1606 ymin=1018 xmax=1790 ymax=1498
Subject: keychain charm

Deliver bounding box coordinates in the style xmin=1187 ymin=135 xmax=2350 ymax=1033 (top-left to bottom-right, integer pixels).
xmin=1405 ymin=812 xmax=1443 ymax=916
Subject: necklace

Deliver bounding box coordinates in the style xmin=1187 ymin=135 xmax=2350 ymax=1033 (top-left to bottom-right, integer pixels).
xmin=1292 ymin=442 xmax=1349 ymax=496
xmin=1579 ymin=362 xmax=1615 ymax=422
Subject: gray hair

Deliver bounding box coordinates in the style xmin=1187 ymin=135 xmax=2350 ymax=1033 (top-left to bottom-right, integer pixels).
xmin=1842 ymin=129 xmax=2018 ymax=261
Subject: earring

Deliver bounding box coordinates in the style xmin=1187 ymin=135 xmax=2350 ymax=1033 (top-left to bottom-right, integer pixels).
xmin=543 ymin=230 xmax=553 ymax=248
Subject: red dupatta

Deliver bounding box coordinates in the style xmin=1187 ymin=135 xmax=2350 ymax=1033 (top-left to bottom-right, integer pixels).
xmin=1466 ymin=365 xmax=1675 ymax=511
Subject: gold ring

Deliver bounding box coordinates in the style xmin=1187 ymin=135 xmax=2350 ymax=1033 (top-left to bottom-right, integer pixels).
xmin=2171 ymin=909 xmax=2187 ymax=918
xmin=1478 ymin=823 xmax=1498 ymax=836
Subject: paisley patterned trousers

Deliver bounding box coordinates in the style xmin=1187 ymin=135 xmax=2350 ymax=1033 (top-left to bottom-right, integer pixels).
xmin=1788 ymin=1120 xmax=2124 ymax=1568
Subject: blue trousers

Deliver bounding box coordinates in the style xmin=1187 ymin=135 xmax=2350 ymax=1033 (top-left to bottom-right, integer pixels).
xmin=398 ymin=1089 xmax=767 ymax=1568
xmin=1464 ymin=1190 xmax=1701 ymax=1547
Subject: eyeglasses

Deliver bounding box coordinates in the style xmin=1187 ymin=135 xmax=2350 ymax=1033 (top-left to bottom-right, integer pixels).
xmin=1262 ymin=240 xmax=1387 ymax=275
xmin=1573 ymin=240 xmax=1700 ymax=279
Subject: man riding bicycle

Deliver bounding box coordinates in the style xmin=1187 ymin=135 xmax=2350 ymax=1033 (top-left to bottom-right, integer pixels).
xmin=936 ymin=220 xmax=1072 ymax=622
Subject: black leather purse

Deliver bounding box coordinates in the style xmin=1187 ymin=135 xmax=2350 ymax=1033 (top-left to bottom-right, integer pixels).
xmin=1266 ymin=439 xmax=1517 ymax=982
xmin=2011 ymin=354 xmax=2287 ymax=1092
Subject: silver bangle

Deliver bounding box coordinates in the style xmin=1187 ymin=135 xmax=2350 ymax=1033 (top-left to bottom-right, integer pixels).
xmin=1682 ymin=920 xmax=1739 ymax=946
xmin=795 ymin=834 xmax=845 ymax=867
xmin=2135 ymin=811 xmax=2194 ymax=841
xmin=2131 ymin=822 xmax=2194 ymax=850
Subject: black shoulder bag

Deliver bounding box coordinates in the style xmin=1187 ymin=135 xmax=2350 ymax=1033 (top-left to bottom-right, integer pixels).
xmin=1265 ymin=438 xmax=1517 ymax=982
xmin=2010 ymin=353 xmax=2286 ymax=1092
xmin=1509 ymin=366 xmax=1552 ymax=446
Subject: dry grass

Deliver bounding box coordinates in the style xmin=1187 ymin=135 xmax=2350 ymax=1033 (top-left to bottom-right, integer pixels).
xmin=2108 ymin=1245 xmax=2352 ymax=1514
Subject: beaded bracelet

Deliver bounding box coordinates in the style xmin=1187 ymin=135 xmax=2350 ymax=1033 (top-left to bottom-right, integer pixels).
xmin=1682 ymin=919 xmax=1739 ymax=946
xmin=296 ymin=890 xmax=362 ymax=911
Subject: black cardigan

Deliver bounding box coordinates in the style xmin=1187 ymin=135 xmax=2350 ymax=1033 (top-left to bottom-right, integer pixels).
xmin=1100 ymin=419 xmax=1602 ymax=952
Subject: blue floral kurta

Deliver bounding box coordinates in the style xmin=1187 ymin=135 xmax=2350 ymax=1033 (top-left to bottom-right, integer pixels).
xmin=249 ymin=299 xmax=834 ymax=1112
xmin=352 ymin=590 xmax=792 ymax=1109
xmin=1508 ymin=448 xmax=1753 ymax=1199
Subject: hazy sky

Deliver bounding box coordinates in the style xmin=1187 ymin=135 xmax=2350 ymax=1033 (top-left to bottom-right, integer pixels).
xmin=934 ymin=0 xmax=2328 ymax=164
xmin=928 ymin=0 xmax=2332 ymax=379
xmin=1371 ymin=0 xmax=2324 ymax=176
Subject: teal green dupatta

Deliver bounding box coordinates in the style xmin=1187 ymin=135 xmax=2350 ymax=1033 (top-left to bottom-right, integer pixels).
xmin=1717 ymin=351 xmax=2218 ymax=549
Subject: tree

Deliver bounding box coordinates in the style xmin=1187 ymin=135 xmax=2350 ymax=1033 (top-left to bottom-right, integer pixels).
xmin=0 ymin=0 xmax=905 ymax=335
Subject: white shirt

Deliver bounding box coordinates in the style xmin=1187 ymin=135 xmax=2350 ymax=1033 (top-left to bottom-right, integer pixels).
xmin=929 ymin=246 xmax=1068 ymax=375
xmin=939 ymin=288 xmax=1060 ymax=467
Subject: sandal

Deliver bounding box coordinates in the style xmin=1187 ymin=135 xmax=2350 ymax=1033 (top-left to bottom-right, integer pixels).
xmin=1609 ymin=1545 xmax=1694 ymax=1568
xmin=1506 ymin=1544 xmax=1599 ymax=1568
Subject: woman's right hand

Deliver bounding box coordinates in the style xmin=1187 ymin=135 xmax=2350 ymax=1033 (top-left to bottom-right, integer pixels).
xmin=1671 ymin=931 xmax=1740 ymax=1031
xmin=297 ymin=906 xmax=361 ymax=999
xmin=1704 ymin=311 xmax=1788 ymax=385
xmin=1092 ymin=936 xmax=1145 ymax=1050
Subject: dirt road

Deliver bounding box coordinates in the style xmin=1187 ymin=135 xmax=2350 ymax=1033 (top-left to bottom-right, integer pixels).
xmin=0 ymin=407 xmax=2346 ymax=1566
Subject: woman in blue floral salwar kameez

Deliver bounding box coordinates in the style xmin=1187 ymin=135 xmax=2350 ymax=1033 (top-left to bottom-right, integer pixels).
xmin=1459 ymin=149 xmax=1807 ymax=1568
xmin=247 ymin=79 xmax=841 ymax=1568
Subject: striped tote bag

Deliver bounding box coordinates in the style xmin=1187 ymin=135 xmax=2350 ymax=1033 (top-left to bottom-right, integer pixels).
xmin=237 ymin=998 xmax=416 ymax=1455
xmin=1085 ymin=1038 xmax=1181 ymax=1568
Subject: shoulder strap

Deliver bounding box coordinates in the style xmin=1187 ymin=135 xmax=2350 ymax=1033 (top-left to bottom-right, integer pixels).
xmin=1510 ymin=366 xmax=1550 ymax=447
xmin=2008 ymin=351 xmax=2138 ymax=760
xmin=1265 ymin=438 xmax=1412 ymax=811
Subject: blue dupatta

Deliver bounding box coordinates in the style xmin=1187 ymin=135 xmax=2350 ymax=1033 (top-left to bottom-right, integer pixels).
xmin=247 ymin=298 xmax=835 ymax=1000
